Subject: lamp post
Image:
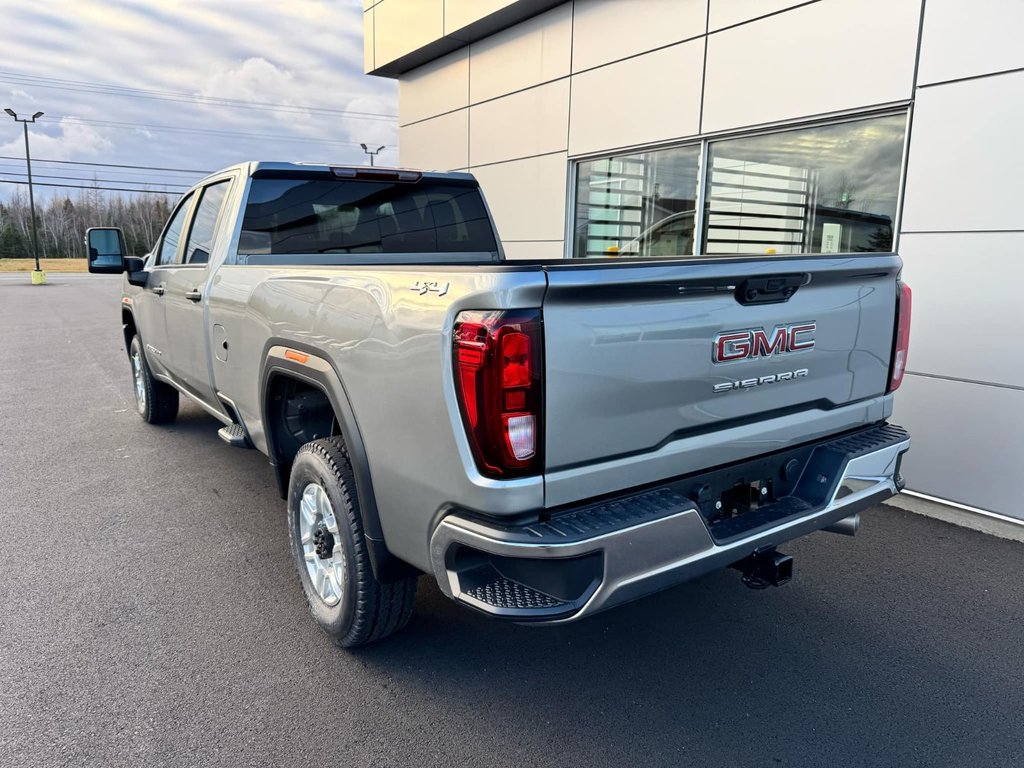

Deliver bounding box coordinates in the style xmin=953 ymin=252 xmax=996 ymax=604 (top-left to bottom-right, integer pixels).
xmin=5 ymin=108 xmax=45 ymax=283
xmin=360 ymin=143 xmax=385 ymax=167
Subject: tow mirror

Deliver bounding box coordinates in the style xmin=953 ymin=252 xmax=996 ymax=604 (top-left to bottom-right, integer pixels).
xmin=86 ymin=227 xmax=127 ymax=274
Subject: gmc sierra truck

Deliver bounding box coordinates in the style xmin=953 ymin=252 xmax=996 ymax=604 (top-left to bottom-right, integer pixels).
xmin=87 ymin=162 xmax=912 ymax=647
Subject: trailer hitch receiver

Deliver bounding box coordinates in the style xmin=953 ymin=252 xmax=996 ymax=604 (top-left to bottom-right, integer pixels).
xmin=731 ymin=546 xmax=793 ymax=589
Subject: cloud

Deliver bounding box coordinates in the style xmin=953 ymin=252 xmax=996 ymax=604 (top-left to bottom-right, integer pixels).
xmin=200 ymin=57 xmax=308 ymax=116
xmin=0 ymin=0 xmax=399 ymax=192
xmin=6 ymin=88 xmax=37 ymax=104
xmin=0 ymin=118 xmax=112 ymax=161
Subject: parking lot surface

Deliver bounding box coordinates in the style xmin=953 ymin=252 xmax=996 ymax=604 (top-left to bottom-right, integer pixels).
xmin=2 ymin=275 xmax=1022 ymax=768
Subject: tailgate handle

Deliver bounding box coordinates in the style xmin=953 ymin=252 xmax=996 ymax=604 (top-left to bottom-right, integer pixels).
xmin=736 ymin=274 xmax=805 ymax=305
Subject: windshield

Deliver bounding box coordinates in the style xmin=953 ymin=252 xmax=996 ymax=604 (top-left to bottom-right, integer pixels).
xmin=239 ymin=175 xmax=498 ymax=256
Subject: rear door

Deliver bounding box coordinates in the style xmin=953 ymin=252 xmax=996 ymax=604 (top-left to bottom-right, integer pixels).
xmin=541 ymin=255 xmax=900 ymax=472
xmin=161 ymin=178 xmax=233 ymax=408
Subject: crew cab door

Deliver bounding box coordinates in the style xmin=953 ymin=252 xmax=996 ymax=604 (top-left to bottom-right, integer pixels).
xmin=160 ymin=179 xmax=232 ymax=410
xmin=141 ymin=190 xmax=196 ymax=377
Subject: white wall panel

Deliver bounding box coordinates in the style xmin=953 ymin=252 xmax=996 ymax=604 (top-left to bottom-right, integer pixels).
xmin=501 ymin=240 xmax=566 ymax=260
xmin=471 ymin=153 xmax=568 ymax=241
xmin=398 ymin=109 xmax=468 ymax=170
xmin=708 ymin=0 xmax=817 ymax=31
xmin=469 ymin=79 xmax=570 ymax=166
xmin=918 ymin=0 xmax=1024 ymax=85
xmin=398 ymin=48 xmax=469 ymax=126
xmin=899 ymin=233 xmax=1024 ymax=388
xmin=569 ymin=40 xmax=703 ymax=155
xmin=571 ymin=0 xmax=706 ymax=72
xmin=470 ymin=4 xmax=572 ymax=104
xmin=893 ymin=375 xmax=1024 ymax=519
xmin=901 ymin=71 xmax=1024 ymax=233
xmin=374 ymin=0 xmax=444 ymax=66
xmin=445 ymin=0 xmax=519 ymax=35
xmin=702 ymin=0 xmax=920 ymax=133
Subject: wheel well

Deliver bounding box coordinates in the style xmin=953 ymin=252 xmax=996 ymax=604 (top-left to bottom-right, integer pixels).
xmin=266 ymin=374 xmax=340 ymax=496
xmin=122 ymin=308 xmax=137 ymax=354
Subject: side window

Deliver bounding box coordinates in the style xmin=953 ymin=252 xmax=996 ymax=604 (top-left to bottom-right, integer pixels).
xmin=158 ymin=193 xmax=195 ymax=266
xmin=183 ymin=181 xmax=230 ymax=265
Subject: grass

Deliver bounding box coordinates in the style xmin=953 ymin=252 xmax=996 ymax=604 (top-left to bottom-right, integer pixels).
xmin=0 ymin=258 xmax=89 ymax=273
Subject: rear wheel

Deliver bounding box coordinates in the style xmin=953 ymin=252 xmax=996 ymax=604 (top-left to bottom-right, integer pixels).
xmin=129 ymin=335 xmax=178 ymax=424
xmin=287 ymin=436 xmax=417 ymax=647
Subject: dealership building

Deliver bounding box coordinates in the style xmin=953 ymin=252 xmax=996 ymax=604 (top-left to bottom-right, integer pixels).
xmin=363 ymin=0 xmax=1024 ymax=526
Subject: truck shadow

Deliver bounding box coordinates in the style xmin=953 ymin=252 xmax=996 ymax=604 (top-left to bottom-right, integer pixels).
xmin=348 ymin=511 xmax=1024 ymax=767
xmin=145 ymin=406 xmax=1023 ymax=767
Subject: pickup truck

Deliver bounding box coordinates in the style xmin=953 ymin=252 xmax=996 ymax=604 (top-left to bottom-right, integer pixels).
xmin=87 ymin=161 xmax=912 ymax=647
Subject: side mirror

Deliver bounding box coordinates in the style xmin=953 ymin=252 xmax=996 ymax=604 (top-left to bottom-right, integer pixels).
xmin=86 ymin=227 xmax=127 ymax=274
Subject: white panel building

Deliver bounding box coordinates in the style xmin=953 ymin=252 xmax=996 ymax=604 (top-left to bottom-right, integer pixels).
xmin=363 ymin=0 xmax=1024 ymax=525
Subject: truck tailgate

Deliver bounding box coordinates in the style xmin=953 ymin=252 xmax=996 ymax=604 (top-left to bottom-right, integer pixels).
xmin=541 ymin=255 xmax=900 ymax=472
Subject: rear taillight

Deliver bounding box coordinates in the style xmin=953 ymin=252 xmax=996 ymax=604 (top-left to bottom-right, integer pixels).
xmin=453 ymin=309 xmax=543 ymax=478
xmin=888 ymin=281 xmax=912 ymax=392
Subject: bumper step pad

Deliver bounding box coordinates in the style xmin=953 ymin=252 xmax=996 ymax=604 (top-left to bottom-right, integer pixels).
xmin=217 ymin=423 xmax=251 ymax=448
xmin=462 ymin=568 xmax=569 ymax=611
xmin=465 ymin=487 xmax=693 ymax=545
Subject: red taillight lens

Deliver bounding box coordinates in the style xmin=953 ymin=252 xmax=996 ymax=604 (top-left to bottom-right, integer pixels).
xmin=888 ymin=281 xmax=912 ymax=392
xmin=453 ymin=310 xmax=543 ymax=478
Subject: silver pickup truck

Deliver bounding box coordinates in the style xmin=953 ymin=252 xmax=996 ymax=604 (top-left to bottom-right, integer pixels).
xmin=87 ymin=162 xmax=912 ymax=647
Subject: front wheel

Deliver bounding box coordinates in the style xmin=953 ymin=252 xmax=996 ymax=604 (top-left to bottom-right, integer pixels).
xmin=287 ymin=437 xmax=417 ymax=647
xmin=129 ymin=335 xmax=178 ymax=424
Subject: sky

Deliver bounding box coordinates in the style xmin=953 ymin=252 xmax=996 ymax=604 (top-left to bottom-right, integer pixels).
xmin=0 ymin=0 xmax=397 ymax=199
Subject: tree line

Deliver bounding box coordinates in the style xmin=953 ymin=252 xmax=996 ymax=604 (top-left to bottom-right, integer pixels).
xmin=0 ymin=188 xmax=174 ymax=259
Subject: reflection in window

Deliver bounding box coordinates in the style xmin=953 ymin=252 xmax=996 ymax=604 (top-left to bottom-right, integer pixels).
xmin=238 ymin=177 xmax=498 ymax=258
xmin=571 ymin=113 xmax=906 ymax=259
xmin=574 ymin=145 xmax=699 ymax=259
xmin=158 ymin=192 xmax=194 ymax=266
xmin=703 ymin=114 xmax=906 ymax=255
xmin=184 ymin=181 xmax=229 ymax=264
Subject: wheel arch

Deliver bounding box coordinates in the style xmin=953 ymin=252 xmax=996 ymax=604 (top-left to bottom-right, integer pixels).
xmin=121 ymin=305 xmax=137 ymax=354
xmin=259 ymin=342 xmax=416 ymax=582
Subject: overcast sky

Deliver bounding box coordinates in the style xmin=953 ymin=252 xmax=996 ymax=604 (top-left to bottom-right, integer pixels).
xmin=0 ymin=0 xmax=397 ymax=198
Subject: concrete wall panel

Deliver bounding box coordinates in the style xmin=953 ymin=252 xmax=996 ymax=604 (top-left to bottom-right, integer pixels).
xmin=569 ymin=40 xmax=703 ymax=155
xmin=702 ymin=0 xmax=920 ymax=132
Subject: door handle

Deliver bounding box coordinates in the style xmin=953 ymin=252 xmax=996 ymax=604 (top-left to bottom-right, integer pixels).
xmin=152 ymin=284 xmax=165 ymax=296
xmin=185 ymin=288 xmax=202 ymax=302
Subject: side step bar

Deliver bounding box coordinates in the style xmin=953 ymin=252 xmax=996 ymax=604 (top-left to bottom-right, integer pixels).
xmin=217 ymin=423 xmax=252 ymax=448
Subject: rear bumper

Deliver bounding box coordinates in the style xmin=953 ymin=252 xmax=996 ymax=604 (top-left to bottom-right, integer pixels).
xmin=429 ymin=423 xmax=910 ymax=623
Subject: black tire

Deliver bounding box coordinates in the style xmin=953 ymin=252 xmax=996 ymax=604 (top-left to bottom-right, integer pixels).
xmin=128 ymin=335 xmax=178 ymax=424
xmin=287 ymin=436 xmax=417 ymax=647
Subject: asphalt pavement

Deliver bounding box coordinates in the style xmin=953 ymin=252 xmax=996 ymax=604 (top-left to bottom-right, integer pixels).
xmin=1 ymin=274 xmax=1022 ymax=768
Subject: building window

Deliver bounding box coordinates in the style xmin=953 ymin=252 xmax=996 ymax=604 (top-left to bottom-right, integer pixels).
xmin=574 ymin=145 xmax=699 ymax=259
xmin=571 ymin=112 xmax=906 ymax=258
xmin=704 ymin=114 xmax=906 ymax=255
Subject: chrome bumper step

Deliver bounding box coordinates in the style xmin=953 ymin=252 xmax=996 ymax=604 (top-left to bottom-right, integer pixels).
xmin=430 ymin=423 xmax=911 ymax=623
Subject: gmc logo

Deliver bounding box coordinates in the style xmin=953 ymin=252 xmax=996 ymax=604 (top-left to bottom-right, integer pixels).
xmin=713 ymin=323 xmax=816 ymax=363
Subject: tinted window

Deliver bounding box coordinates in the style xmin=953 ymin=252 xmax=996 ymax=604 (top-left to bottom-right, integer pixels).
xmin=184 ymin=181 xmax=230 ymax=264
xmin=572 ymin=113 xmax=906 ymax=259
xmin=574 ymin=146 xmax=699 ymax=259
xmin=158 ymin=193 xmax=194 ymax=266
xmin=703 ymin=114 xmax=905 ymax=255
xmin=238 ymin=177 xmax=497 ymax=258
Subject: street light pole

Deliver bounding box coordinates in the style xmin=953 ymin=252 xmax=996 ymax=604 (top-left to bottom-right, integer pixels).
xmin=360 ymin=143 xmax=385 ymax=167
xmin=5 ymin=108 xmax=45 ymax=279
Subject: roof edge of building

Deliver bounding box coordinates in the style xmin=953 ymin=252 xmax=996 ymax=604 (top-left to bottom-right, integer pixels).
xmin=367 ymin=0 xmax=565 ymax=78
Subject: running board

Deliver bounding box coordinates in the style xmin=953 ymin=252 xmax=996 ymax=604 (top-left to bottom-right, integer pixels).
xmin=218 ymin=423 xmax=252 ymax=448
